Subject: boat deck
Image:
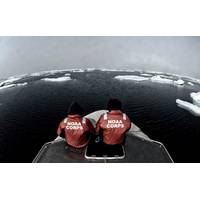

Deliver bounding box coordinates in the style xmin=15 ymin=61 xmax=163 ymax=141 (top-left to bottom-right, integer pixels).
xmin=33 ymin=134 xmax=173 ymax=163
xmin=33 ymin=110 xmax=173 ymax=163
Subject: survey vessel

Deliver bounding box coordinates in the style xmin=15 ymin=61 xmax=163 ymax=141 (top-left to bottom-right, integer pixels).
xmin=33 ymin=110 xmax=173 ymax=163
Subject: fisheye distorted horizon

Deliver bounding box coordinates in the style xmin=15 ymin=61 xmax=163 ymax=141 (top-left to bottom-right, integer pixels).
xmin=0 ymin=36 xmax=200 ymax=79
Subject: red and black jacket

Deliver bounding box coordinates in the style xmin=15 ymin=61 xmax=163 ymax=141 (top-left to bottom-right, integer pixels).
xmin=57 ymin=114 xmax=95 ymax=148
xmin=96 ymin=110 xmax=131 ymax=145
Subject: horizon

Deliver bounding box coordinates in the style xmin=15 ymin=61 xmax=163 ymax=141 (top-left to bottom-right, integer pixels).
xmin=0 ymin=36 xmax=200 ymax=79
xmin=1 ymin=68 xmax=200 ymax=82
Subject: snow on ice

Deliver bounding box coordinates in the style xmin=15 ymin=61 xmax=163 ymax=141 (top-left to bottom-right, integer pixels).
xmin=115 ymin=74 xmax=185 ymax=85
xmin=115 ymin=75 xmax=149 ymax=81
xmin=188 ymin=82 xmax=194 ymax=86
xmin=176 ymin=99 xmax=200 ymax=116
xmin=0 ymin=77 xmax=22 ymax=87
xmin=190 ymin=92 xmax=200 ymax=107
xmin=41 ymin=76 xmax=72 ymax=82
xmin=176 ymin=92 xmax=200 ymax=116
xmin=0 ymin=82 xmax=28 ymax=90
xmin=150 ymin=75 xmax=174 ymax=84
xmin=174 ymin=79 xmax=185 ymax=85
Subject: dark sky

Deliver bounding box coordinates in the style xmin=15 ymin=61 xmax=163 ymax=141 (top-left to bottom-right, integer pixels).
xmin=0 ymin=36 xmax=200 ymax=79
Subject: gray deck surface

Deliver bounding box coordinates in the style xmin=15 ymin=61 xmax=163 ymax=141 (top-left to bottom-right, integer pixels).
xmin=33 ymin=134 xmax=173 ymax=163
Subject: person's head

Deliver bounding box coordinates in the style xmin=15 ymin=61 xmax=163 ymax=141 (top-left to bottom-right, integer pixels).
xmin=68 ymin=102 xmax=84 ymax=116
xmin=107 ymin=98 xmax=122 ymax=111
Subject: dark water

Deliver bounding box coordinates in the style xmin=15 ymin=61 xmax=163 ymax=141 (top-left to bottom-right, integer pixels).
xmin=0 ymin=70 xmax=200 ymax=162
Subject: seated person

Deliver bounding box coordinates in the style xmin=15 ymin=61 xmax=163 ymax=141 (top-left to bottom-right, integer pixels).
xmin=96 ymin=99 xmax=131 ymax=145
xmin=57 ymin=102 xmax=95 ymax=148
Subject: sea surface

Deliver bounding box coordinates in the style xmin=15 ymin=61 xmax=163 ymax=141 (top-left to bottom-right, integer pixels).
xmin=0 ymin=70 xmax=200 ymax=162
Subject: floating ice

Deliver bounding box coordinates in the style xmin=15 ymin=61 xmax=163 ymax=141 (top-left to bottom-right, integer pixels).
xmin=176 ymin=99 xmax=200 ymax=116
xmin=115 ymin=75 xmax=149 ymax=81
xmin=0 ymin=82 xmax=27 ymax=90
xmin=0 ymin=85 xmax=15 ymax=90
xmin=114 ymin=74 xmax=186 ymax=85
xmin=70 ymin=69 xmax=85 ymax=72
xmin=30 ymin=69 xmax=86 ymax=75
xmin=190 ymin=92 xmax=200 ymax=107
xmin=182 ymin=75 xmax=200 ymax=84
xmin=100 ymin=68 xmax=136 ymax=72
xmin=146 ymin=71 xmax=164 ymax=75
xmin=41 ymin=76 xmax=72 ymax=82
xmin=86 ymin=68 xmax=96 ymax=71
xmin=0 ymin=77 xmax=22 ymax=87
xmin=141 ymin=73 xmax=153 ymax=77
xmin=17 ymin=82 xmax=27 ymax=86
xmin=101 ymin=68 xmax=116 ymax=72
xmin=174 ymin=79 xmax=185 ymax=85
xmin=188 ymin=82 xmax=194 ymax=86
xmin=176 ymin=92 xmax=200 ymax=116
xmin=101 ymin=68 xmax=124 ymax=72
xmin=150 ymin=75 xmax=184 ymax=85
xmin=159 ymin=75 xmax=174 ymax=79
xmin=150 ymin=75 xmax=174 ymax=84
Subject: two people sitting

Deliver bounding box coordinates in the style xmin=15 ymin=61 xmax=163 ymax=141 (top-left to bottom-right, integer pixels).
xmin=57 ymin=99 xmax=131 ymax=149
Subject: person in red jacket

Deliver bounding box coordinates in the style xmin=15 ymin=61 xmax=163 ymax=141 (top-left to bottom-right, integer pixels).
xmin=96 ymin=99 xmax=131 ymax=145
xmin=57 ymin=102 xmax=95 ymax=148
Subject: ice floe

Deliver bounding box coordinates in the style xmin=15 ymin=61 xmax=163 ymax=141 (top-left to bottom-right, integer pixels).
xmin=70 ymin=69 xmax=85 ymax=72
xmin=145 ymin=70 xmax=164 ymax=75
xmin=100 ymin=68 xmax=136 ymax=72
xmin=174 ymin=79 xmax=185 ymax=85
xmin=0 ymin=84 xmax=15 ymax=90
xmin=0 ymin=77 xmax=22 ymax=87
xmin=190 ymin=92 xmax=200 ymax=107
xmin=180 ymin=75 xmax=200 ymax=84
xmin=188 ymin=82 xmax=194 ymax=86
xmin=30 ymin=69 xmax=86 ymax=77
xmin=160 ymin=74 xmax=175 ymax=79
xmin=0 ymin=82 xmax=27 ymax=90
xmin=150 ymin=75 xmax=174 ymax=84
xmin=176 ymin=99 xmax=200 ymax=116
xmin=115 ymin=75 xmax=149 ymax=81
xmin=41 ymin=76 xmax=72 ymax=82
xmin=114 ymin=74 xmax=185 ymax=85
xmin=151 ymin=75 xmax=184 ymax=85
xmin=86 ymin=68 xmax=96 ymax=72
xmin=17 ymin=82 xmax=27 ymax=86
xmin=176 ymin=92 xmax=200 ymax=116
xmin=30 ymin=72 xmax=46 ymax=76
xmin=140 ymin=73 xmax=153 ymax=77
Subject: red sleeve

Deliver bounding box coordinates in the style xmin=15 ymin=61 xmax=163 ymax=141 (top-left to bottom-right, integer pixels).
xmin=96 ymin=115 xmax=103 ymax=133
xmin=57 ymin=120 xmax=65 ymax=135
xmin=86 ymin=119 xmax=95 ymax=134
xmin=126 ymin=115 xmax=131 ymax=132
